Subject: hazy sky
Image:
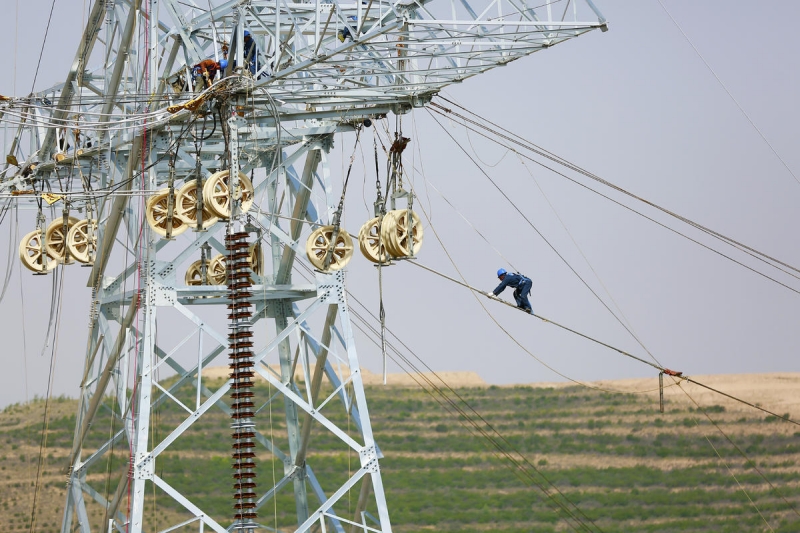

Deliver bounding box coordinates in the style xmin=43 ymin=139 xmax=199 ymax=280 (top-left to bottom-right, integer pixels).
xmin=0 ymin=0 xmax=798 ymax=410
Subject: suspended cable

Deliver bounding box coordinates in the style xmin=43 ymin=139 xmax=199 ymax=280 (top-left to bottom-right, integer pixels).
xmin=292 ymin=260 xmax=603 ymax=533
xmin=427 ymin=109 xmax=670 ymax=372
xmin=408 ymin=258 xmax=800 ymax=427
xmin=432 ymin=97 xmax=800 ymax=281
xmin=655 ymin=0 xmax=800 ymax=189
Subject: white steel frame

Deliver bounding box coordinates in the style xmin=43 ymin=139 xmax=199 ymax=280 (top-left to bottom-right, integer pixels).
xmin=0 ymin=0 xmax=606 ymax=532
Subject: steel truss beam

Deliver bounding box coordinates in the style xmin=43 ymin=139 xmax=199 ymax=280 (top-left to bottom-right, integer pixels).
xmin=0 ymin=1 xmax=605 ymax=532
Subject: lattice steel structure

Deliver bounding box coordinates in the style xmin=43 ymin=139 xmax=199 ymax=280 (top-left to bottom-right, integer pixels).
xmin=0 ymin=1 xmax=605 ymax=532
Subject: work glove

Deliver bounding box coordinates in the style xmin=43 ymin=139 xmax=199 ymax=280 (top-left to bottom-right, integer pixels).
xmin=486 ymin=291 xmax=494 ymax=298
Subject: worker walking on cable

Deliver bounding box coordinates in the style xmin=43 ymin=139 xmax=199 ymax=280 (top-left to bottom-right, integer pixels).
xmin=488 ymin=268 xmax=533 ymax=313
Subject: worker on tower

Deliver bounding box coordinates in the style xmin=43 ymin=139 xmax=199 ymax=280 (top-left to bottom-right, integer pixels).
xmin=193 ymin=58 xmax=228 ymax=89
xmin=233 ymin=30 xmax=262 ymax=77
xmin=488 ymin=268 xmax=532 ymax=313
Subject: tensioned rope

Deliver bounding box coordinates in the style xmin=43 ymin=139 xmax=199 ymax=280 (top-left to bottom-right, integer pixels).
xmin=655 ymin=0 xmax=800 ymax=190
xmin=428 ymin=104 xmax=800 ymax=299
xmin=408 ymin=259 xmax=800 ymax=428
xmin=426 ymin=110 xmax=672 ymax=373
xmin=291 ymin=260 xmax=603 ymax=533
xmin=431 ymin=97 xmax=800 ymax=283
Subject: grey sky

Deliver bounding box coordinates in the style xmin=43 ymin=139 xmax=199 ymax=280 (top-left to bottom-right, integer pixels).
xmin=1 ymin=0 xmax=798 ymax=409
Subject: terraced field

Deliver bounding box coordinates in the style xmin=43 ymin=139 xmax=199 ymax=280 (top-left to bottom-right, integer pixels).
xmin=1 ymin=377 xmax=799 ymax=532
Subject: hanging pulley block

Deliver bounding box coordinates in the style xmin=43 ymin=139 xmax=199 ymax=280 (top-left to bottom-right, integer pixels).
xmin=175 ymin=180 xmax=219 ymax=229
xmin=19 ymin=229 xmax=59 ymax=273
xmin=146 ymin=189 xmax=189 ymax=238
xmin=190 ymin=243 xmax=263 ymax=287
xmin=380 ymin=209 xmax=423 ymax=258
xmin=185 ymin=259 xmax=205 ymax=286
xmin=202 ymin=170 xmax=254 ymax=219
xmin=45 ymin=217 xmax=80 ymax=264
xmin=67 ymin=219 xmax=97 ymax=264
xmin=305 ymin=225 xmax=354 ymax=271
xmin=357 ymin=217 xmax=390 ymax=264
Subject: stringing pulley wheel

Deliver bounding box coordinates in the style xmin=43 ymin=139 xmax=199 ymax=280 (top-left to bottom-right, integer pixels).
xmin=175 ymin=180 xmax=219 ymax=229
xmin=380 ymin=209 xmax=423 ymax=258
xmin=66 ymin=219 xmax=97 ymax=264
xmin=201 ymin=170 xmax=254 ymax=219
xmin=45 ymin=217 xmax=80 ymax=264
xmin=305 ymin=225 xmax=354 ymax=271
xmin=208 ymin=254 xmax=227 ymax=285
xmin=19 ymin=230 xmax=58 ymax=273
xmin=185 ymin=259 xmax=205 ymax=285
xmin=146 ymin=189 xmax=189 ymax=238
xmin=249 ymin=242 xmax=263 ymax=275
xmin=358 ymin=217 xmax=390 ymax=264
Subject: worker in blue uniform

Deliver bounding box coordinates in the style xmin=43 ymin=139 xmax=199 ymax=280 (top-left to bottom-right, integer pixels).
xmin=488 ymin=268 xmax=532 ymax=313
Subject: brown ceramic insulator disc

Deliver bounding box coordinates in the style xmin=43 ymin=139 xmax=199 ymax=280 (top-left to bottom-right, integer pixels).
xmin=228 ymin=331 xmax=254 ymax=339
xmin=232 ymin=441 xmax=256 ymax=449
xmin=228 ymin=361 xmax=255 ymax=369
xmin=232 ymin=430 xmax=256 ymax=439
xmin=226 ymin=301 xmax=253 ymax=310
xmin=230 ymin=411 xmax=255 ymax=419
xmin=235 ymin=512 xmax=258 ymax=519
xmin=227 ymin=280 xmax=253 ymax=289
xmin=233 ymin=492 xmax=257 ymax=500
xmin=227 ymin=312 xmax=252 ymax=321
xmin=228 ymin=291 xmax=252 ymax=298
xmin=228 ymin=232 xmax=249 ymax=240
xmin=232 ymin=469 xmax=257 ymax=476
xmin=234 ymin=502 xmax=257 ymax=510
xmin=231 ymin=401 xmax=255 ymax=411
xmin=230 ymin=391 xmax=255 ymax=401
xmin=230 ymin=379 xmax=255 ymax=389
xmin=225 ymin=241 xmax=250 ymax=249
xmin=231 ymin=451 xmax=256 ymax=460
xmin=230 ymin=349 xmax=254 ymax=358
xmin=234 ymin=482 xmax=258 ymax=489
xmin=229 ymin=341 xmax=254 ymax=349
xmin=229 ymin=371 xmax=255 ymax=380
xmin=228 ymin=271 xmax=252 ymax=280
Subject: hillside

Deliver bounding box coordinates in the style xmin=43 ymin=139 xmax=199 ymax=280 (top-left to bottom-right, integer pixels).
xmin=1 ymin=373 xmax=799 ymax=532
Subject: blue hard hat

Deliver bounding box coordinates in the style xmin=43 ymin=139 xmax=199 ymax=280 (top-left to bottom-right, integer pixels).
xmin=497 ymin=268 xmax=507 ymax=278
xmin=219 ymin=59 xmax=228 ymax=69
xmin=244 ymin=30 xmax=251 ymax=37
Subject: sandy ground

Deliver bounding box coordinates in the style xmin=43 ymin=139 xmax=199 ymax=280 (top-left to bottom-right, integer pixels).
xmin=517 ymin=372 xmax=800 ymax=416
xmin=201 ymin=365 xmax=800 ymax=416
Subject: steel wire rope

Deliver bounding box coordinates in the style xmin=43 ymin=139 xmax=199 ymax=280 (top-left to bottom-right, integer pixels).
xmin=426 ymin=108 xmax=671 ymax=372
xmin=408 ymin=258 xmax=800 ymax=425
xmin=289 ymin=261 xmax=602 ymax=533
xmin=396 ymin=223 xmax=800 ymax=525
xmin=411 ymin=196 xmax=800 ymax=524
xmin=28 ymin=0 xmax=57 ymax=93
xmin=515 ymin=152 xmax=642 ymax=353
xmin=16 ymin=203 xmax=35 ymax=492
xmin=676 ymin=382 xmax=800 ymax=522
xmin=0 ymin=200 xmax=16 ymax=304
xmin=655 ymin=0 xmax=800 ymax=190
xmin=429 ymin=104 xmax=800 ymax=295
xmin=27 ymin=264 xmax=66 ymax=533
xmin=410 ymin=199 xmax=667 ymax=395
xmin=433 ymin=96 xmax=800 ymax=281
xmin=284 ymin=228 xmax=592 ymax=512
xmin=344 ymin=316 xmax=596 ymax=533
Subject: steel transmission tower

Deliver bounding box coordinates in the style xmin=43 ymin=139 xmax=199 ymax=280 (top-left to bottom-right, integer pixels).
xmin=0 ymin=1 xmax=606 ymax=532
